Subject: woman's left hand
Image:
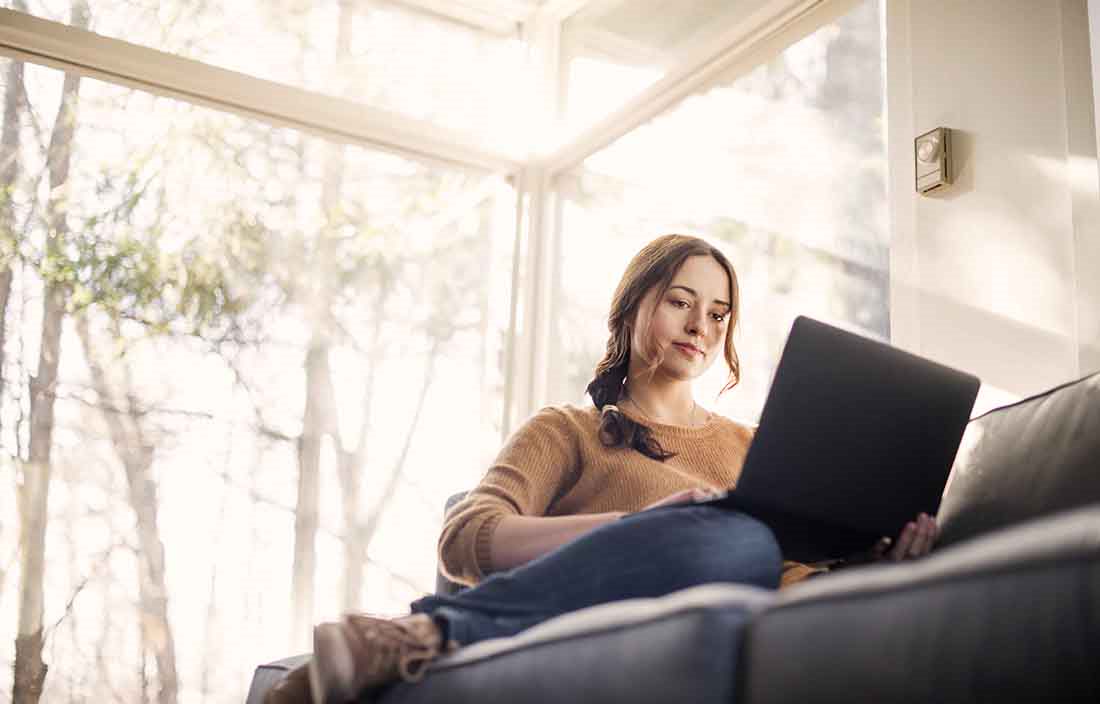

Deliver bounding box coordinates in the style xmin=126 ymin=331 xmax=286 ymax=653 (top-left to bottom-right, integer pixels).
xmin=869 ymin=512 xmax=938 ymax=562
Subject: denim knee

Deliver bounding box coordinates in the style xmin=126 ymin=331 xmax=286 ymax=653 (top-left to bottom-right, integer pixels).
xmin=637 ymin=505 xmax=783 ymax=590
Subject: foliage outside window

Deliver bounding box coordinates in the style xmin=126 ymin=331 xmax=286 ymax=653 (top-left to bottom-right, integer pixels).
xmin=0 ymin=53 xmax=514 ymax=704
xmin=0 ymin=1 xmax=890 ymax=703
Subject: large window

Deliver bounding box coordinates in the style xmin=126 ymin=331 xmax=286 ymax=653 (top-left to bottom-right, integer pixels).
xmin=13 ymin=0 xmax=530 ymax=149
xmin=561 ymin=0 xmax=776 ymax=129
xmin=0 ymin=1 xmax=897 ymax=702
xmin=549 ymin=0 xmax=888 ymax=423
xmin=0 ymin=58 xmax=514 ymax=699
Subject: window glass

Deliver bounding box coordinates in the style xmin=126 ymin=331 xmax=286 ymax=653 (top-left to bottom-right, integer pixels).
xmin=8 ymin=0 xmax=529 ymax=150
xmin=550 ymin=0 xmax=887 ymax=424
xmin=0 ymin=58 xmax=514 ymax=700
xmin=561 ymin=0 xmax=774 ymax=130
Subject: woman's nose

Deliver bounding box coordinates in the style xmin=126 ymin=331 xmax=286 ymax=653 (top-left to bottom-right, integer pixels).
xmin=686 ymin=310 xmax=705 ymax=335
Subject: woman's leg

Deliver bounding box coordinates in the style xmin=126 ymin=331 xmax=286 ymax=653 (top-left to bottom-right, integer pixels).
xmin=410 ymin=505 xmax=781 ymax=646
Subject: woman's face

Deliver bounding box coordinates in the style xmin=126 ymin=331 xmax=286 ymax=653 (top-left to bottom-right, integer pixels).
xmin=630 ymin=254 xmax=732 ymax=382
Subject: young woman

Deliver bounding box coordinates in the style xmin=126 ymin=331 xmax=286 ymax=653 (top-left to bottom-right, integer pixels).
xmin=267 ymin=234 xmax=938 ymax=704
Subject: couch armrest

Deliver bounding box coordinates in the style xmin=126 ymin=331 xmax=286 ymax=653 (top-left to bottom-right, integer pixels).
xmin=741 ymin=505 xmax=1100 ymax=704
xmin=435 ymin=491 xmax=469 ymax=596
xmin=245 ymin=655 xmax=309 ymax=704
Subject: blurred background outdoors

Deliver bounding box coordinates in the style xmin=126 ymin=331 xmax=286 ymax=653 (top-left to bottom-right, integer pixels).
xmin=0 ymin=1 xmax=894 ymax=702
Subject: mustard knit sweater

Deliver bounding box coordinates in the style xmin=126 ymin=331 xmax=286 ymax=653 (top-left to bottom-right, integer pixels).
xmin=438 ymin=404 xmax=821 ymax=589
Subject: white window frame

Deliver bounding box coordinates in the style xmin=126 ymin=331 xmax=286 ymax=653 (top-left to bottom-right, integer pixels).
xmin=0 ymin=0 xmax=861 ymax=437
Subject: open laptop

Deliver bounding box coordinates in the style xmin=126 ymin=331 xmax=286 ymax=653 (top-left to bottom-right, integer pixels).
xmin=694 ymin=315 xmax=980 ymax=563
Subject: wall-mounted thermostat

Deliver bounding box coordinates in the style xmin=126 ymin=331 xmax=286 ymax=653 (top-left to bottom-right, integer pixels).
xmin=915 ymin=127 xmax=952 ymax=194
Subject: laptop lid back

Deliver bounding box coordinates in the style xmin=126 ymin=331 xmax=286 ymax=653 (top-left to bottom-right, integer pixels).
xmin=736 ymin=316 xmax=980 ymax=541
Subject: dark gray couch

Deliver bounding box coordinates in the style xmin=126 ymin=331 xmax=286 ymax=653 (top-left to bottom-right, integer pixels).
xmin=248 ymin=371 xmax=1100 ymax=703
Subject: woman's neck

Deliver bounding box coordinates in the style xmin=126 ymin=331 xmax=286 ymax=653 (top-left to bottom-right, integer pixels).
xmin=621 ymin=373 xmax=699 ymax=427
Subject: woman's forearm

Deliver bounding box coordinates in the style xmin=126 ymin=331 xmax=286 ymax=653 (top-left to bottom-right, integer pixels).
xmin=489 ymin=512 xmax=625 ymax=573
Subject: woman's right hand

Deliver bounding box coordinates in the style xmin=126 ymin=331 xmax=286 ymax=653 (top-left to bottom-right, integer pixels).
xmin=639 ymin=487 xmax=722 ymax=512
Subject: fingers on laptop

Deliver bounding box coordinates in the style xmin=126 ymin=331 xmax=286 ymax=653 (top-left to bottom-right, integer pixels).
xmin=888 ymin=513 xmax=937 ymax=561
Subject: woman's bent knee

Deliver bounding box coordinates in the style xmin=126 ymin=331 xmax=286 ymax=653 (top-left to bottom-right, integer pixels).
xmin=625 ymin=505 xmax=782 ymax=590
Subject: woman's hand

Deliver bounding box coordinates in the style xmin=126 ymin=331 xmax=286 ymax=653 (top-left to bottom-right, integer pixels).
xmin=869 ymin=512 xmax=938 ymax=562
xmin=639 ymin=487 xmax=722 ymax=512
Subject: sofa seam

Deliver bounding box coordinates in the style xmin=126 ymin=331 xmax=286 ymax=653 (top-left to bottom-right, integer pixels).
xmin=968 ymin=369 xmax=1098 ymax=421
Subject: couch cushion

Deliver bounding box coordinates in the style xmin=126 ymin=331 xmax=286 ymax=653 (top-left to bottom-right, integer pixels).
xmin=377 ymin=583 xmax=775 ymax=704
xmin=741 ymin=505 xmax=1100 ymax=704
xmin=937 ymin=371 xmax=1100 ymax=547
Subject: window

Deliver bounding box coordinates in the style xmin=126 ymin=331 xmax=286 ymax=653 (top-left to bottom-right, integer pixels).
xmin=14 ymin=0 xmax=529 ymax=149
xmin=0 ymin=1 xmax=895 ymax=701
xmin=0 ymin=59 xmax=514 ymax=698
xmin=549 ymin=0 xmax=887 ymax=423
xmin=561 ymin=0 xmax=777 ymax=130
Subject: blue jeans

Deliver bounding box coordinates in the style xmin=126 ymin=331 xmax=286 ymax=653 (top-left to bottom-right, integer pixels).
xmin=409 ymin=505 xmax=782 ymax=646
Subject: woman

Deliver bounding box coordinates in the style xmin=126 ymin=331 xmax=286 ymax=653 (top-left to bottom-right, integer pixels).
xmin=268 ymin=234 xmax=937 ymax=704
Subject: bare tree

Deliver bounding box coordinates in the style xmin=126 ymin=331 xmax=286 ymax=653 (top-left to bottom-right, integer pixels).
xmin=290 ymin=0 xmax=353 ymax=646
xmin=335 ymin=290 xmax=388 ymax=612
xmin=0 ymin=22 xmax=24 ymax=412
xmin=0 ymin=0 xmax=29 ymax=604
xmin=290 ymin=335 xmax=332 ymax=648
xmin=75 ymin=314 xmax=179 ymax=704
xmin=13 ymin=3 xmax=89 ymax=703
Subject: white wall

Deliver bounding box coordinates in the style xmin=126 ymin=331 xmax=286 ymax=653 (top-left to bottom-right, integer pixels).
xmin=887 ymin=0 xmax=1100 ymax=405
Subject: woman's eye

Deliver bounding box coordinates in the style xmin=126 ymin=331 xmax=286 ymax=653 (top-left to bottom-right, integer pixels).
xmin=711 ymin=313 xmax=727 ymax=323
xmin=670 ymin=299 xmax=689 ymax=309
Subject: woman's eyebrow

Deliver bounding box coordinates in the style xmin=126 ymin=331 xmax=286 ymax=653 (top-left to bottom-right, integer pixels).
xmin=669 ymin=284 xmax=730 ymax=309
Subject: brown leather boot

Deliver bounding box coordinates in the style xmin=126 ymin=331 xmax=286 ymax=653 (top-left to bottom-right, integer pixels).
xmin=310 ymin=613 xmax=458 ymax=704
xmin=263 ymin=661 xmax=314 ymax=704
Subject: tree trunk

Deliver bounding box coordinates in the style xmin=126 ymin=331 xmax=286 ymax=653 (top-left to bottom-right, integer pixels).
xmin=75 ymin=316 xmax=179 ymax=704
xmin=336 ymin=449 xmax=365 ymax=610
xmin=290 ymin=0 xmax=351 ymax=643
xmin=14 ymin=4 xmax=88 ymax=701
xmin=290 ymin=337 xmax=331 ymax=649
xmin=337 ymin=285 xmax=388 ymax=612
xmin=0 ymin=0 xmax=27 ymax=606
xmin=0 ymin=34 xmax=24 ymax=413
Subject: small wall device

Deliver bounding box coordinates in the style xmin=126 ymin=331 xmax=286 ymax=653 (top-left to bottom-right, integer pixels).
xmin=915 ymin=127 xmax=952 ymax=194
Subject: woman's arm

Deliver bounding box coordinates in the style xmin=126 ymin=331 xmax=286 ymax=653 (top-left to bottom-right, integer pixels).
xmin=487 ymin=487 xmax=719 ymax=572
xmin=439 ymin=407 xmax=586 ymax=584
xmin=488 ymin=512 xmax=625 ymax=572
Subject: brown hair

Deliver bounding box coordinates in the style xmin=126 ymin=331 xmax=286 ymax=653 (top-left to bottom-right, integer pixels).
xmin=585 ymin=234 xmax=741 ymax=460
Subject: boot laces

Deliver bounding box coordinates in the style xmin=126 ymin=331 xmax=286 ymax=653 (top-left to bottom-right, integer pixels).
xmin=346 ymin=615 xmax=442 ymax=684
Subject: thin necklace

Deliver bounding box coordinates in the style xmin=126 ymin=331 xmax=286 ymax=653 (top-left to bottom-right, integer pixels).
xmin=623 ymin=393 xmax=700 ymax=427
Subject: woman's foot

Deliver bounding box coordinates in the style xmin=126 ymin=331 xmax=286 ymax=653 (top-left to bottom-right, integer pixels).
xmin=309 ymin=613 xmax=457 ymax=703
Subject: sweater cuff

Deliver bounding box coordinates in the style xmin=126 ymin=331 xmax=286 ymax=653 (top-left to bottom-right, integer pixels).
xmin=474 ymin=513 xmax=505 ymax=579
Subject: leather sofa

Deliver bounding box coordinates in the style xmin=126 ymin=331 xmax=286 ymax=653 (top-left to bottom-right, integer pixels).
xmin=247 ymin=371 xmax=1100 ymax=703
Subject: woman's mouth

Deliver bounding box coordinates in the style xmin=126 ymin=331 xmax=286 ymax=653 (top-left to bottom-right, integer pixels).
xmin=673 ymin=343 xmax=701 ymax=358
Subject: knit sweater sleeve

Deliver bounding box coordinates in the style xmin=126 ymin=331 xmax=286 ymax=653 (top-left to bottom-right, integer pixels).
xmin=438 ymin=406 xmax=583 ymax=586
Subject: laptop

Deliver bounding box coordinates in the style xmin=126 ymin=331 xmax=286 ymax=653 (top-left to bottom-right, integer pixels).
xmin=695 ymin=315 xmax=980 ymax=563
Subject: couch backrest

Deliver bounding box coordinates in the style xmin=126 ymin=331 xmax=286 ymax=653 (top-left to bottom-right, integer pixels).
xmin=937 ymin=371 xmax=1100 ymax=548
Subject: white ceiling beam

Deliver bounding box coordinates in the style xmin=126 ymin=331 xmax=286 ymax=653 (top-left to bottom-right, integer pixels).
xmin=382 ymin=0 xmax=529 ymax=35
xmin=540 ymin=0 xmax=860 ymax=174
xmin=563 ymin=25 xmax=666 ymax=67
xmin=0 ymin=9 xmax=521 ymax=174
xmin=538 ymin=0 xmax=604 ymax=22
